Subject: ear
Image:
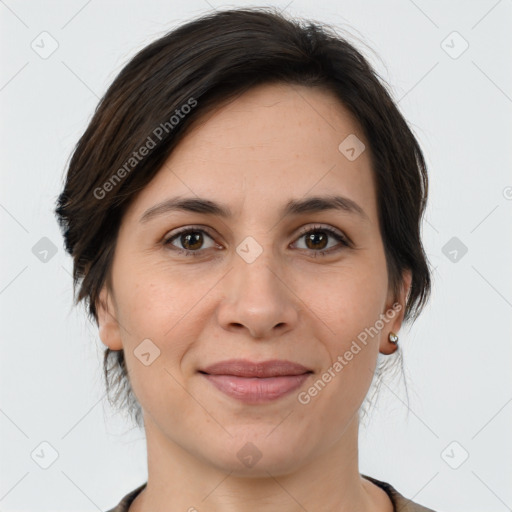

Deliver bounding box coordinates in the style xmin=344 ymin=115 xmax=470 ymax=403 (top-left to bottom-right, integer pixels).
xmin=379 ymin=269 xmax=412 ymax=355
xmin=97 ymin=284 xmax=123 ymax=351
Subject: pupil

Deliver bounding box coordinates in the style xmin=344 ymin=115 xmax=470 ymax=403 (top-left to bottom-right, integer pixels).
xmin=306 ymin=232 xmax=327 ymax=250
xmin=183 ymin=232 xmax=202 ymax=250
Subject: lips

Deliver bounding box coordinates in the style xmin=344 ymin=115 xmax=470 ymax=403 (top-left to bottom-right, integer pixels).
xmin=200 ymin=359 xmax=312 ymax=378
xmin=199 ymin=359 xmax=313 ymax=404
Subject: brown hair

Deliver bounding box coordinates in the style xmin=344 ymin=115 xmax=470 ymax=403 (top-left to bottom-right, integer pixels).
xmin=55 ymin=7 xmax=431 ymax=427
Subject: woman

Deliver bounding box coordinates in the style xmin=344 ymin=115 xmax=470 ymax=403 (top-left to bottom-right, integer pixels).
xmin=55 ymin=7 xmax=436 ymax=512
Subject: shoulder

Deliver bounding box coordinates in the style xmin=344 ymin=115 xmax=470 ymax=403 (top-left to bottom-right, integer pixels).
xmin=362 ymin=474 xmax=438 ymax=512
xmin=104 ymin=482 xmax=147 ymax=512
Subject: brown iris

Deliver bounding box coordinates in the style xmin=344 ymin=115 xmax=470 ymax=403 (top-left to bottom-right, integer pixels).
xmin=180 ymin=231 xmax=204 ymax=251
xmin=304 ymin=231 xmax=329 ymax=251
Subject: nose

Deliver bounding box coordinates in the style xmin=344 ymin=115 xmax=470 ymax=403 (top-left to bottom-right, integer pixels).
xmin=216 ymin=247 xmax=299 ymax=339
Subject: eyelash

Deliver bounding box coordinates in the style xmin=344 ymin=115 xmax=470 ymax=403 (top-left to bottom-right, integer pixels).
xmin=163 ymin=224 xmax=351 ymax=258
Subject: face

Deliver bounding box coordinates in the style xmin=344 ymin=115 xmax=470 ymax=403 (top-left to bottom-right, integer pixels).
xmin=97 ymin=83 xmax=410 ymax=476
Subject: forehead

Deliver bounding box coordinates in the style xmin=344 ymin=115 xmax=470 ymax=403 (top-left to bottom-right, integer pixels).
xmin=125 ymin=82 xmax=378 ymax=226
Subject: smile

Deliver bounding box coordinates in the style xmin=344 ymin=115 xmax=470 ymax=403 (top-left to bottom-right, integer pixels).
xmin=199 ymin=359 xmax=313 ymax=404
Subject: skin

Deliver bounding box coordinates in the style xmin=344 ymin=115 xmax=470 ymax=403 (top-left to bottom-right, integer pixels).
xmin=97 ymin=82 xmax=412 ymax=512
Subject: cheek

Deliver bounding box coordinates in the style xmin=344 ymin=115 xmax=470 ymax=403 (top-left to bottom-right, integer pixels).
xmin=114 ymin=274 xmax=199 ymax=420
xmin=300 ymin=289 xmax=384 ymax=430
xmin=112 ymin=259 xmax=222 ymax=387
xmin=109 ymin=268 xmax=183 ymax=377
xmin=303 ymin=255 xmax=388 ymax=339
xmin=301 ymin=251 xmax=388 ymax=400
xmin=116 ymin=255 xmax=210 ymax=336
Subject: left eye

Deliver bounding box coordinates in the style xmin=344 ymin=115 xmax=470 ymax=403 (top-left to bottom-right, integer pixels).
xmin=164 ymin=225 xmax=349 ymax=257
xmin=292 ymin=225 xmax=349 ymax=254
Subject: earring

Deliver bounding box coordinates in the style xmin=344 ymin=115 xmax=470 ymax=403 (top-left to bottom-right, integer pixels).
xmin=388 ymin=332 xmax=398 ymax=344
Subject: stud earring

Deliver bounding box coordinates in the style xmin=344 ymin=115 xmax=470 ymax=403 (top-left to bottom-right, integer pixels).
xmin=388 ymin=332 xmax=398 ymax=344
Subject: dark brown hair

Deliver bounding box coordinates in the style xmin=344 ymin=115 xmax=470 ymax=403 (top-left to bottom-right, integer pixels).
xmin=55 ymin=7 xmax=431 ymax=427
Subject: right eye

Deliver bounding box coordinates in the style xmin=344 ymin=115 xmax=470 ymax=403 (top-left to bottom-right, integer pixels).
xmin=163 ymin=227 xmax=219 ymax=257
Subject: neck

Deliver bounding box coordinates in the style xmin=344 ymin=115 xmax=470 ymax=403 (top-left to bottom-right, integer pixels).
xmin=130 ymin=412 xmax=391 ymax=512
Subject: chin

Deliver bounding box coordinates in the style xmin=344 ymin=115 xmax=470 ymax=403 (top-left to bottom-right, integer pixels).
xmin=200 ymin=431 xmax=311 ymax=477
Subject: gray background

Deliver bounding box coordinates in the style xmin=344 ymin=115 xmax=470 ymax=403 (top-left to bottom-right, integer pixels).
xmin=1 ymin=0 xmax=511 ymax=511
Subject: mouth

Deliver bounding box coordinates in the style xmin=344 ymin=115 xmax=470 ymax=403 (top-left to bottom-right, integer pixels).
xmin=198 ymin=359 xmax=313 ymax=404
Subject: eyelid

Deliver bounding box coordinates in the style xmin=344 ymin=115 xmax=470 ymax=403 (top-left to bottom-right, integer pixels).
xmin=163 ymin=224 xmax=219 ymax=247
xmin=291 ymin=223 xmax=352 ymax=253
xmin=165 ymin=224 xmax=216 ymax=239
xmin=294 ymin=223 xmax=350 ymax=243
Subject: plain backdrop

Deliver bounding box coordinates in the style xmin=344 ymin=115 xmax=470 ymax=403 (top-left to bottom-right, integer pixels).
xmin=1 ymin=1 xmax=511 ymax=511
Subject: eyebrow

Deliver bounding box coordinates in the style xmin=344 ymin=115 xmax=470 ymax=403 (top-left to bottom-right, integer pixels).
xmin=139 ymin=194 xmax=370 ymax=223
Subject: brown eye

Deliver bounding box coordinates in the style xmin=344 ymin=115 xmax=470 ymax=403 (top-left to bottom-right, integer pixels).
xmin=304 ymin=231 xmax=329 ymax=250
xmin=179 ymin=231 xmax=204 ymax=251
xmin=164 ymin=228 xmax=216 ymax=255
xmin=293 ymin=225 xmax=350 ymax=255
xmin=163 ymin=224 xmax=349 ymax=258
